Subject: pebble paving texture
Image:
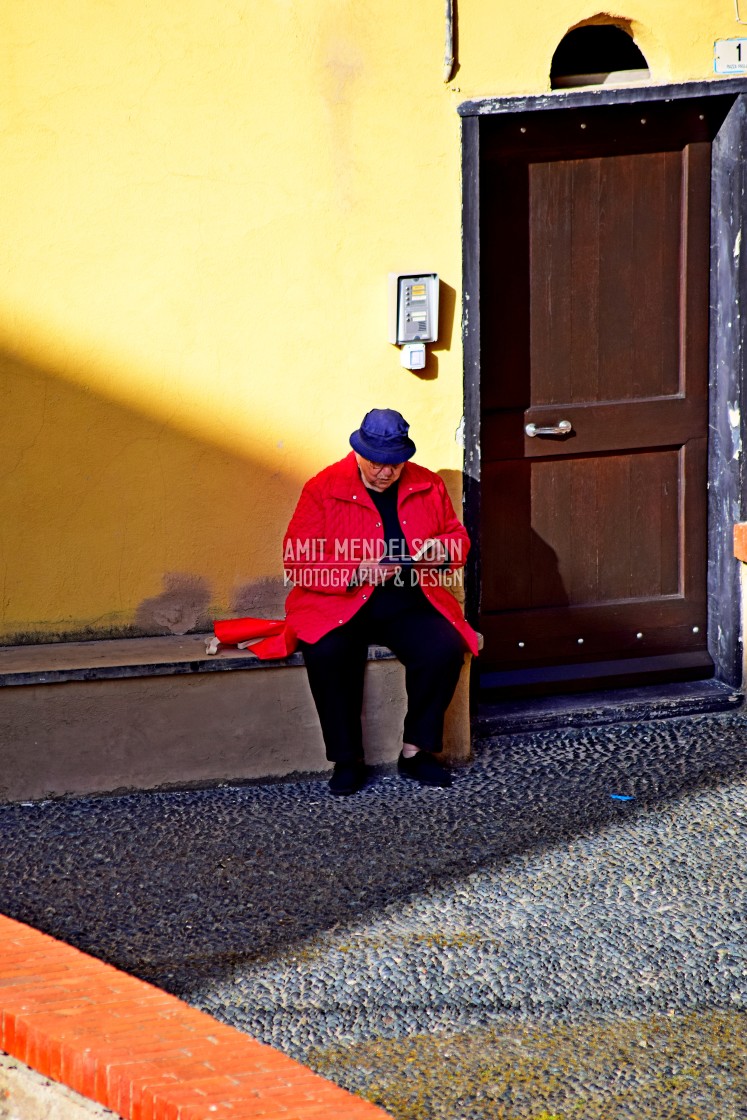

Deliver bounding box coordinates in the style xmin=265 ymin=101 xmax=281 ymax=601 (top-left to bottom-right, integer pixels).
xmin=1 ymin=711 xmax=746 ymax=1119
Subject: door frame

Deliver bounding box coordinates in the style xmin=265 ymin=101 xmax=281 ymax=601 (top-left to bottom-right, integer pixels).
xmin=460 ymin=78 xmax=747 ymax=690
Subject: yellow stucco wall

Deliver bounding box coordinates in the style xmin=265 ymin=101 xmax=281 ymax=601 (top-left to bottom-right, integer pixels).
xmin=0 ymin=0 xmax=740 ymax=640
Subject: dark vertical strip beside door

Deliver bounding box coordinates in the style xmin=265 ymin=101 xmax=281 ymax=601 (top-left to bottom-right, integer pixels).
xmin=707 ymin=96 xmax=747 ymax=686
xmin=461 ymin=113 xmax=482 ymax=630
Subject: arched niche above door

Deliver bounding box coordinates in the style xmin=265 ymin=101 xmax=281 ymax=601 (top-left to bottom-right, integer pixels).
xmin=551 ymin=22 xmax=650 ymax=89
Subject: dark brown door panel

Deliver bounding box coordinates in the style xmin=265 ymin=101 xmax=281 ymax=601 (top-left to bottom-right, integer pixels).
xmin=479 ymin=103 xmax=711 ymax=684
xmin=481 ymin=599 xmax=706 ymax=671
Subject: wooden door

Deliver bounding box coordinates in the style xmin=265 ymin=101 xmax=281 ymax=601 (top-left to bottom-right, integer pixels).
xmin=479 ymin=101 xmax=715 ymax=690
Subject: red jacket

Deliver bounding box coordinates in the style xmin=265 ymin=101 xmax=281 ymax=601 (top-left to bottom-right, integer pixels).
xmin=282 ymin=451 xmax=478 ymax=655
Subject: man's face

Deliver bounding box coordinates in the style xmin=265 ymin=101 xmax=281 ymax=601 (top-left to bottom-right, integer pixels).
xmin=355 ymin=454 xmax=405 ymax=492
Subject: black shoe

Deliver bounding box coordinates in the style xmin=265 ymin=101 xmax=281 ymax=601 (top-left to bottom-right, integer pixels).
xmin=397 ymin=750 xmax=452 ymax=788
xmin=329 ymin=762 xmax=366 ymax=796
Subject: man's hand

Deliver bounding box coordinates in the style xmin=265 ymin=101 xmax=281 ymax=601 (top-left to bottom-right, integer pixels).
xmin=415 ymin=538 xmax=448 ymax=565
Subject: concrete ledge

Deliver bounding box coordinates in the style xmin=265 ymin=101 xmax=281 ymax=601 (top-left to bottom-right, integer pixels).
xmin=0 ymin=636 xmax=471 ymax=802
xmin=0 ymin=914 xmax=390 ymax=1120
xmin=0 ymin=634 xmax=396 ymax=688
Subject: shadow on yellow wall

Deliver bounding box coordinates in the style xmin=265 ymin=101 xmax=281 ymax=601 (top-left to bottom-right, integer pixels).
xmin=1 ymin=343 xmax=465 ymax=643
xmin=0 ymin=343 xmax=304 ymax=642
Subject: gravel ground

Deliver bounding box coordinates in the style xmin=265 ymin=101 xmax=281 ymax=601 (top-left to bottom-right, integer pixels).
xmin=0 ymin=712 xmax=746 ymax=1119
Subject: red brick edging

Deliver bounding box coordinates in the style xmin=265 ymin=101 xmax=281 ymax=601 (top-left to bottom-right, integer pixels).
xmin=0 ymin=914 xmax=391 ymax=1120
xmin=734 ymin=521 xmax=747 ymax=562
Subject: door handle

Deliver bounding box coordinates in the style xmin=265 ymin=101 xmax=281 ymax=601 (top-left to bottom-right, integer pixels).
xmin=524 ymin=419 xmax=572 ymax=438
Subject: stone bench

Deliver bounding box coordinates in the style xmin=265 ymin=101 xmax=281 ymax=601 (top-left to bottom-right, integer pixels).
xmin=0 ymin=635 xmax=471 ymax=803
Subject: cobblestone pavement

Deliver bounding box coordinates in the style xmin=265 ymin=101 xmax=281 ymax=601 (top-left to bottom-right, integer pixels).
xmin=0 ymin=712 xmax=746 ymax=1119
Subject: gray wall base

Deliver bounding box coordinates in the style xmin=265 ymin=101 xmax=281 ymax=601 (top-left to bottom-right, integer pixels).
xmin=0 ymin=645 xmax=471 ymax=802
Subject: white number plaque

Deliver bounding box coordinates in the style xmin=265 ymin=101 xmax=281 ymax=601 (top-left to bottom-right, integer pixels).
xmin=715 ymin=38 xmax=747 ymax=74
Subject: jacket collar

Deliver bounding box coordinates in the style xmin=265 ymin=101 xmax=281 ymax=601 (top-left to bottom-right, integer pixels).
xmin=397 ymin=462 xmax=432 ymax=497
xmin=330 ymin=451 xmax=432 ymax=502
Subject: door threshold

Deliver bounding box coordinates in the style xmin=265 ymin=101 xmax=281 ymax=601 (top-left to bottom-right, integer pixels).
xmin=474 ymin=677 xmax=743 ymax=737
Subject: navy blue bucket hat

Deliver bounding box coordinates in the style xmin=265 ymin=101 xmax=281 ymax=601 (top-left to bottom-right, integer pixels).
xmin=349 ymin=408 xmax=416 ymax=464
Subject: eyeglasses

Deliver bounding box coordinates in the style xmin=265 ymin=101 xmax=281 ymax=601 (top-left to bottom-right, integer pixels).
xmin=366 ymin=460 xmax=405 ymax=473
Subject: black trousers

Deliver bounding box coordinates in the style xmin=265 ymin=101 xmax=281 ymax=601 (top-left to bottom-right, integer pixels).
xmin=299 ymin=586 xmax=466 ymax=763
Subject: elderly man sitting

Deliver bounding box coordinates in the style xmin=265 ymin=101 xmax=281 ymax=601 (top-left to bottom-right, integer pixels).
xmin=283 ymin=408 xmax=478 ymax=795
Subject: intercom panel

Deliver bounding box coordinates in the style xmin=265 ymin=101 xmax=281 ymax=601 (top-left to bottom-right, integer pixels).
xmin=388 ymin=273 xmax=439 ymax=345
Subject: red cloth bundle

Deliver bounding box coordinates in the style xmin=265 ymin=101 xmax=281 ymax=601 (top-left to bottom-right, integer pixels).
xmin=212 ymin=616 xmax=297 ymax=660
